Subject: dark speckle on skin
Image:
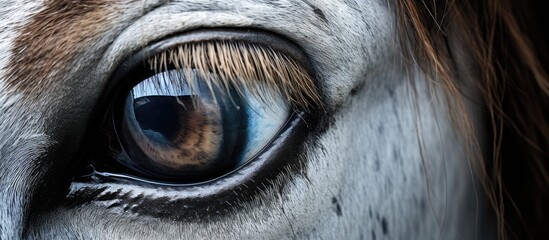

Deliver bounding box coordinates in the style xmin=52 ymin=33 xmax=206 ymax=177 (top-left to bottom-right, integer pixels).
xmin=342 ymin=0 xmax=361 ymax=13
xmin=377 ymin=125 xmax=384 ymax=134
xmin=371 ymin=230 xmax=377 ymax=240
xmin=331 ymin=197 xmax=342 ymax=216
xmin=374 ymin=153 xmax=380 ymax=172
xmin=381 ymin=217 xmax=389 ymax=235
xmin=392 ymin=148 xmax=400 ymax=163
xmin=303 ymin=0 xmax=328 ymax=24
xmin=391 ymin=102 xmax=399 ymax=119
xmin=386 ymin=85 xmax=395 ymax=98
xmin=313 ymin=8 xmax=327 ymax=23
xmin=350 ymin=82 xmax=364 ymax=96
xmin=419 ymin=198 xmax=427 ymax=213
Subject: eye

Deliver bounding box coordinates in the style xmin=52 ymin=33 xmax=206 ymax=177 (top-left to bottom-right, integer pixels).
xmin=116 ymin=69 xmax=289 ymax=182
xmin=83 ymin=29 xmax=321 ymax=185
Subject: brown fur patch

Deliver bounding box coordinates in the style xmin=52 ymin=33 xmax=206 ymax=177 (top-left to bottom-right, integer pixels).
xmin=6 ymin=0 xmax=113 ymax=94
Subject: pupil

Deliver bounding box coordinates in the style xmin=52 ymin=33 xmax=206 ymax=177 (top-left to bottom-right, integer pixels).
xmin=133 ymin=96 xmax=192 ymax=141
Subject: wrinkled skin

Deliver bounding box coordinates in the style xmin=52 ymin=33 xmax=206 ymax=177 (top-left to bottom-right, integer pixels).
xmin=0 ymin=0 xmax=493 ymax=239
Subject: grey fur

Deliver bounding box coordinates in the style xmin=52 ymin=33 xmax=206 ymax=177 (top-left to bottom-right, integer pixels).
xmin=0 ymin=0 xmax=494 ymax=239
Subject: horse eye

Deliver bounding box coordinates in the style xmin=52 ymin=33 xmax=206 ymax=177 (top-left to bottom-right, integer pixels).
xmin=82 ymin=31 xmax=320 ymax=186
xmin=113 ymin=69 xmax=288 ymax=182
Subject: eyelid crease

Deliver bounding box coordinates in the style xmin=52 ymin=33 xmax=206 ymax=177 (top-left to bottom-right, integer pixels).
xmin=146 ymin=41 xmax=323 ymax=111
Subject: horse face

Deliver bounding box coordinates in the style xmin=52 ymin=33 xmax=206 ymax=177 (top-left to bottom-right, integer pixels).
xmin=0 ymin=0 xmax=486 ymax=239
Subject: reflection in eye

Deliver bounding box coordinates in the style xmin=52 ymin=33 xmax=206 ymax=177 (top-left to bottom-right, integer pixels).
xmin=117 ymin=69 xmax=288 ymax=181
xmin=88 ymin=40 xmax=321 ymax=185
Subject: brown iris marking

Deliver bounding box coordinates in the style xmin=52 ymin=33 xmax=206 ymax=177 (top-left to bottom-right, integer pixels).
xmin=128 ymin=97 xmax=223 ymax=169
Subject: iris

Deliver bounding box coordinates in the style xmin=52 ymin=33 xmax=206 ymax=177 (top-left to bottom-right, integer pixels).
xmin=114 ymin=69 xmax=289 ymax=182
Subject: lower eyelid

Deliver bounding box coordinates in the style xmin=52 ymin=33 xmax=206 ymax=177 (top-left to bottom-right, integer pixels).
xmin=67 ymin=183 xmax=230 ymax=220
xmin=72 ymin=111 xmax=315 ymax=210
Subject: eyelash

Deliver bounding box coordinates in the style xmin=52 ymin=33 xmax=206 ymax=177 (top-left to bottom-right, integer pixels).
xmin=146 ymin=41 xmax=320 ymax=110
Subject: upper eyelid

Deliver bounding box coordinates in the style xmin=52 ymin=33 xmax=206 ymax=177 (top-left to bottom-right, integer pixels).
xmin=96 ymin=2 xmax=331 ymax=100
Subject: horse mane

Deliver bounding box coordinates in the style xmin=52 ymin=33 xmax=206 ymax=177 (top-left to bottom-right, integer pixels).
xmin=393 ymin=1 xmax=549 ymax=239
